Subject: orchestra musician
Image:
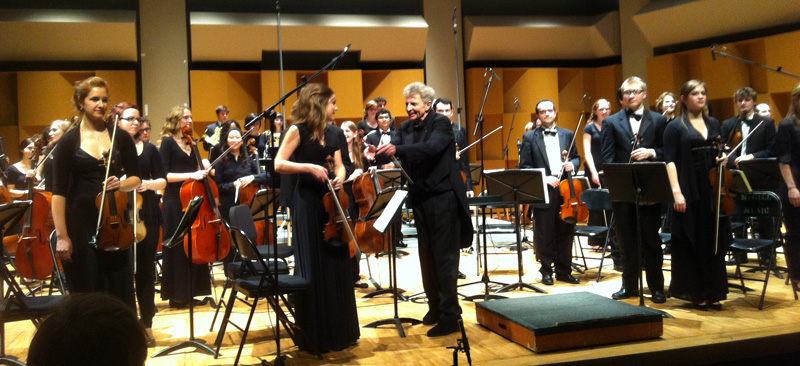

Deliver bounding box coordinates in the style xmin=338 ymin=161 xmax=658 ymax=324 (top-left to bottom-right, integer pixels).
xmin=771 ymin=82 xmax=800 ymax=294
xmin=158 ymin=106 xmax=212 ymax=309
xmin=274 ymin=83 xmax=360 ymax=353
xmin=39 ymin=120 xmax=72 ymax=192
xmin=211 ymin=126 xmax=268 ymax=224
xmin=6 ymin=137 xmax=38 ymax=198
xmin=664 ymin=79 xmax=730 ymax=310
xmin=601 ymin=76 xmax=667 ymax=303
xmin=356 ymin=100 xmax=379 ymax=137
xmin=114 ymin=102 xmax=166 ymax=343
xmin=655 ymin=92 xmax=678 ymax=122
xmin=51 ymin=76 xmax=141 ymax=310
xmin=364 ymin=109 xmax=396 ymax=170
xmin=368 ymin=82 xmax=473 ymax=337
xmin=583 ymin=99 xmax=616 ymax=255
xmin=433 ymin=98 xmax=473 ymax=197
xmin=202 ymin=105 xmax=229 ymax=152
xmin=341 ymin=120 xmax=369 ymax=289
xmin=519 ymin=99 xmax=581 ymax=286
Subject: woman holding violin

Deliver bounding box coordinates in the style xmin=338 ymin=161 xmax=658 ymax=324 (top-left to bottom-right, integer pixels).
xmin=51 ymin=76 xmax=141 ymax=309
xmin=772 ymin=82 xmax=800 ymax=293
xmin=212 ymin=126 xmax=267 ymax=223
xmin=158 ymin=106 xmax=212 ymax=308
xmin=275 ymin=83 xmax=359 ymax=354
xmin=6 ymin=137 xmax=39 ymax=198
xmin=664 ymin=79 xmax=730 ymax=310
xmin=114 ymin=102 xmax=166 ymax=341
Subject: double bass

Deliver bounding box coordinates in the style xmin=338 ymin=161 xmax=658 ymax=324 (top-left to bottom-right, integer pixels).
xmin=15 ymin=138 xmax=56 ymax=280
xmin=179 ymin=126 xmax=231 ymax=264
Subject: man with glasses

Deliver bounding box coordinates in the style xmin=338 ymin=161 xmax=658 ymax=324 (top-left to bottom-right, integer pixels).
xmin=519 ymin=99 xmax=581 ymax=286
xmin=601 ymin=76 xmax=668 ymax=303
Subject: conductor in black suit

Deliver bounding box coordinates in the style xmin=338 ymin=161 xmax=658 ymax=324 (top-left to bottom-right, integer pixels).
xmin=368 ymin=82 xmax=473 ymax=337
xmin=720 ymin=87 xmax=776 ymax=262
xmin=518 ymin=99 xmax=581 ymax=286
xmin=601 ymin=76 xmax=667 ymax=303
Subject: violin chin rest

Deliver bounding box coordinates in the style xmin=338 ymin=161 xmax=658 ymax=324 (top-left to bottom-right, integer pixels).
xmin=325 ymin=237 xmax=345 ymax=249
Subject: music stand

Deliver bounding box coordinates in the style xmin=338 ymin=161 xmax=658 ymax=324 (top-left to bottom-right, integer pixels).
xmin=461 ymin=194 xmax=509 ymax=302
xmin=153 ymin=196 xmax=217 ymax=357
xmin=737 ymin=158 xmax=780 ymax=191
xmin=249 ymin=188 xmax=279 ymax=244
xmin=0 ymin=202 xmax=29 ymax=238
xmin=603 ymin=163 xmax=674 ymax=318
xmin=377 ymin=169 xmax=402 ymax=188
xmin=485 ymin=169 xmax=548 ymax=294
xmin=363 ymin=188 xmax=422 ymax=337
xmin=468 ymin=163 xmax=482 ymax=188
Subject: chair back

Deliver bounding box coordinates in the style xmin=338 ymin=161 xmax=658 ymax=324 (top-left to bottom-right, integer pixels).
xmin=732 ymin=191 xmax=782 ymax=233
xmin=229 ymin=205 xmax=257 ymax=241
xmin=580 ymin=189 xmax=612 ymax=211
xmin=227 ymin=227 xmax=274 ymax=281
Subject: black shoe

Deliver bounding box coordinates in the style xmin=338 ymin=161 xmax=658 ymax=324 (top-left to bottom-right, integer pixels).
xmin=611 ymin=288 xmax=639 ymax=300
xmin=427 ymin=318 xmax=459 ymax=337
xmin=396 ymin=241 xmax=408 ymax=248
xmin=693 ymin=302 xmax=709 ymax=311
xmin=555 ymin=274 xmax=580 ymax=284
xmin=613 ymin=264 xmax=624 ymax=272
xmin=457 ymin=271 xmax=467 ymax=280
xmin=354 ymin=282 xmax=369 ymax=289
xmin=541 ymin=274 xmax=554 ymax=286
xmin=651 ymin=291 xmax=667 ymax=304
xmin=422 ymin=310 xmax=440 ymax=325
xmin=709 ymin=303 xmax=723 ymax=311
xmin=168 ymin=300 xmax=188 ymax=309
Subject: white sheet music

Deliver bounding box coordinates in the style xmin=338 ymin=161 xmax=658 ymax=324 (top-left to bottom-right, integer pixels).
xmin=374 ymin=189 xmax=408 ymax=233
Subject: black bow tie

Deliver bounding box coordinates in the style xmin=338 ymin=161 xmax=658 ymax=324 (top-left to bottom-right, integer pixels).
xmin=630 ymin=113 xmax=643 ymax=122
xmin=543 ymin=129 xmax=557 ymax=136
xmin=381 ymin=131 xmax=391 ymax=136
xmin=740 ymin=118 xmax=751 ymax=126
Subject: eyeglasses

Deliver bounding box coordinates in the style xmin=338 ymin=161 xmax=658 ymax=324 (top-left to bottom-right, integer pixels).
xmin=140 ymin=128 xmax=151 ymax=132
xmin=622 ymin=89 xmax=644 ymax=96
xmin=120 ymin=117 xmax=141 ymax=123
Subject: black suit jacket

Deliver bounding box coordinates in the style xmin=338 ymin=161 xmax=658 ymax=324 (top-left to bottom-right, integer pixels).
xmin=364 ymin=129 xmax=394 ymax=148
xmin=518 ymin=126 xmax=580 ymax=176
xmin=601 ymin=109 xmax=667 ymax=165
xmin=376 ymin=111 xmax=473 ymax=248
xmin=720 ymin=114 xmax=775 ymax=168
xmin=452 ymin=123 xmax=473 ymax=191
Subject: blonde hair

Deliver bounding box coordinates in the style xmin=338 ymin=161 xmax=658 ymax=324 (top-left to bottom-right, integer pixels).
xmin=290 ymin=83 xmax=334 ymax=142
xmin=789 ymin=83 xmax=800 ymax=127
xmin=161 ymin=106 xmax=190 ymax=138
xmin=589 ymin=99 xmax=610 ymax=123
xmin=363 ymin=100 xmax=378 ymax=120
xmin=341 ymin=121 xmax=364 ymax=170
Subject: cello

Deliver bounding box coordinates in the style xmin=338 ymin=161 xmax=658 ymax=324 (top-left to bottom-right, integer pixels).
xmin=179 ymin=126 xmax=231 ymax=264
xmin=323 ymin=156 xmax=360 ymax=258
xmin=557 ymin=112 xmax=588 ymax=224
xmin=352 ymin=169 xmax=387 ymax=254
xmin=15 ymin=138 xmax=56 ymax=280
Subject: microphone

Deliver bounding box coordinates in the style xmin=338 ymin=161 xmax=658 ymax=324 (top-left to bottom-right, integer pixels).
xmin=711 ymin=43 xmax=717 ymax=61
xmin=514 ymin=97 xmax=520 ymax=109
xmin=331 ymin=44 xmax=351 ymax=71
xmin=487 ymin=67 xmax=501 ymax=81
xmin=452 ymin=7 xmax=457 ymax=31
xmin=484 ymin=67 xmax=489 ymax=78
xmin=579 ymin=94 xmax=588 ymax=105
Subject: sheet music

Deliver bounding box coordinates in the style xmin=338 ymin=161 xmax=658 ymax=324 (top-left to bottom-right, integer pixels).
xmin=374 ymin=189 xmax=408 ymax=233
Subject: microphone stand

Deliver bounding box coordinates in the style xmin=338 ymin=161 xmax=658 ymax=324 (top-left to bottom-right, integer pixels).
xmin=711 ymin=44 xmax=800 ymax=80
xmin=501 ymin=98 xmax=519 ymax=169
xmin=452 ymin=7 xmax=463 ymax=130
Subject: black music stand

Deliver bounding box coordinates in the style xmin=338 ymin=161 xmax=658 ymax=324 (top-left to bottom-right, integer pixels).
xmin=362 ymin=188 xmax=421 ymax=337
xmin=249 ymin=188 xmax=279 ymax=245
xmin=361 ymin=186 xmax=405 ymax=299
xmin=153 ymin=196 xmax=216 ymax=357
xmin=738 ymin=158 xmax=780 ymax=192
xmin=604 ymin=163 xmax=674 ymax=318
xmin=484 ymin=169 xmax=548 ymax=294
xmin=461 ymin=194 xmax=508 ymax=302
xmin=0 ymin=201 xmax=33 ymax=366
xmin=377 ymin=169 xmax=402 ymax=188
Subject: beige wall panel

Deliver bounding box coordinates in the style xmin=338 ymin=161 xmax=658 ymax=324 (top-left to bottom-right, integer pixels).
xmin=260 ymin=70 xmax=297 ymax=118
xmin=0 ymin=73 xmax=18 ymax=129
xmin=17 ymin=71 xmax=92 ymax=128
xmin=328 ymin=70 xmax=363 ymax=121
xmin=96 ymin=70 xmax=136 ymax=108
xmin=765 ymin=31 xmax=800 ymax=94
xmin=225 ymin=72 xmax=261 ymax=123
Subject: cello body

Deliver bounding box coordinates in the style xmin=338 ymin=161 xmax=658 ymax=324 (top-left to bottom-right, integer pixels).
xmin=352 ymin=171 xmax=387 ymax=254
xmin=16 ymin=189 xmax=55 ymax=280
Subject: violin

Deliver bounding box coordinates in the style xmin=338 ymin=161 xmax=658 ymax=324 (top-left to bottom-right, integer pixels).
xmin=352 ymin=169 xmax=386 ymax=254
xmin=15 ymin=138 xmax=55 ymax=280
xmin=322 ymin=156 xmax=359 ymax=258
xmin=179 ymin=125 xmax=231 ymax=264
xmin=557 ymin=112 xmax=588 ymax=224
xmin=91 ymin=118 xmax=136 ymax=251
xmin=128 ymin=191 xmax=146 ymax=242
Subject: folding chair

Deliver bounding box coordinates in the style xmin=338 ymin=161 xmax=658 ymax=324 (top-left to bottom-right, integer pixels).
xmin=728 ymin=191 xmax=783 ymax=310
xmin=213 ymin=227 xmax=310 ymax=366
xmin=572 ymin=189 xmax=615 ymax=282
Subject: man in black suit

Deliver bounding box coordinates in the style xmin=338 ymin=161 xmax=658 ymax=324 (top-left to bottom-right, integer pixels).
xmin=518 ymin=99 xmax=581 ymax=286
xmin=202 ymin=105 xmax=229 ymax=152
xmin=369 ymin=82 xmax=473 ymax=337
xmin=721 ymin=87 xmax=776 ymax=263
xmin=601 ymin=76 xmax=667 ymax=303
xmin=433 ymin=98 xmax=473 ymax=197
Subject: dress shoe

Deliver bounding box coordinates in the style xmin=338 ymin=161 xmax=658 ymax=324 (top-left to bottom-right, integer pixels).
xmin=693 ymin=302 xmax=709 ymax=311
xmin=145 ymin=328 xmax=156 ymax=347
xmin=396 ymin=241 xmax=408 ymax=248
xmin=457 ymin=271 xmax=467 ymax=280
xmin=427 ymin=317 xmax=459 ymax=337
xmin=651 ymin=291 xmax=667 ymax=304
xmin=556 ymin=274 xmax=580 ymax=284
xmin=422 ymin=310 xmax=441 ymax=325
xmin=613 ymin=264 xmax=624 ymax=272
xmin=611 ymin=288 xmax=639 ymax=300
xmin=354 ymin=282 xmax=369 ymax=289
xmin=541 ymin=274 xmax=554 ymax=286
xmin=709 ymin=303 xmax=723 ymax=311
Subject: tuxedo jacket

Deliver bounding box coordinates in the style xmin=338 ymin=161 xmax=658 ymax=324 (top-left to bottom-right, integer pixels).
xmin=518 ymin=126 xmax=580 ymax=176
xmin=376 ymin=111 xmax=473 ymax=248
xmin=364 ymin=129 xmax=394 ymax=147
xmin=202 ymin=121 xmax=221 ymax=152
xmin=720 ymin=114 xmax=775 ymax=167
xmin=601 ymin=109 xmax=667 ymax=166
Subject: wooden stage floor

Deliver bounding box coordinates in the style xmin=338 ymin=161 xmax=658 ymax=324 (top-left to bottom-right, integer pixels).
xmin=4 ymin=224 xmax=800 ymax=365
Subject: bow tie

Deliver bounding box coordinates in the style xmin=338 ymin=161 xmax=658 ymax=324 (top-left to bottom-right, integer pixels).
xmin=543 ymin=129 xmax=557 ymax=136
xmin=629 ymin=113 xmax=643 ymax=122
xmin=740 ymin=118 xmax=751 ymax=126
xmin=381 ymin=131 xmax=391 ymax=136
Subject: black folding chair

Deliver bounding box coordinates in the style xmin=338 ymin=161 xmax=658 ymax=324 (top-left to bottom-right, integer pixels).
xmin=213 ymin=227 xmax=310 ymax=366
xmin=728 ymin=191 xmax=783 ymax=310
xmin=572 ymin=189 xmax=615 ymax=282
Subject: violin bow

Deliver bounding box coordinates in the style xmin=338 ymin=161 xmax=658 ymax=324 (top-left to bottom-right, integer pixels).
xmin=91 ymin=115 xmax=120 ymax=247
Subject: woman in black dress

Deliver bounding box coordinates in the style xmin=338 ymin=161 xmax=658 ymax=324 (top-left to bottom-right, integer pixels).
xmin=212 ymin=126 xmax=267 ymax=223
xmin=52 ymin=76 xmax=141 ymax=310
xmin=664 ymin=79 xmax=730 ymax=310
xmin=6 ymin=137 xmax=38 ymax=198
xmin=158 ymin=106 xmax=212 ymax=308
xmin=275 ymin=83 xmax=360 ymax=353
xmin=39 ymin=120 xmax=72 ymax=192
xmin=656 ymin=91 xmax=678 ymax=122
xmin=772 ymin=82 xmax=800 ymax=293
xmin=341 ymin=120 xmax=369 ymax=288
xmin=114 ymin=102 xmax=166 ymax=342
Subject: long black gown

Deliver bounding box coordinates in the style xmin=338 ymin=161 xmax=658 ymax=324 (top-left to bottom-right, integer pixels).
xmin=772 ymin=117 xmax=800 ymax=282
xmin=51 ymin=125 xmax=140 ymax=310
xmin=135 ymin=141 xmax=166 ymax=327
xmin=290 ymin=123 xmax=359 ymax=353
xmin=158 ymin=136 xmax=211 ymax=303
xmin=663 ymin=117 xmax=730 ymax=304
